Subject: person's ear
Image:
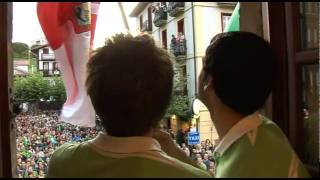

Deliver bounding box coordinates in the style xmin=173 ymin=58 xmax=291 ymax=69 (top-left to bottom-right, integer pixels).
xmin=203 ymin=75 xmax=213 ymax=92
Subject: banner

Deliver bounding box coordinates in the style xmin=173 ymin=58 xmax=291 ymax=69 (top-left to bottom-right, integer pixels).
xmin=37 ymin=2 xmax=100 ymax=127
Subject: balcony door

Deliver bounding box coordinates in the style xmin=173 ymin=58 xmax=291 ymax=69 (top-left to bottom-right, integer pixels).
xmin=269 ymin=2 xmax=319 ymax=177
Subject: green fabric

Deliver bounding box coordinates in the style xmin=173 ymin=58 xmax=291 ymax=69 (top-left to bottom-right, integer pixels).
xmin=224 ymin=2 xmax=240 ymax=32
xmin=214 ymin=116 xmax=311 ymax=178
xmin=48 ymin=143 xmax=212 ymax=178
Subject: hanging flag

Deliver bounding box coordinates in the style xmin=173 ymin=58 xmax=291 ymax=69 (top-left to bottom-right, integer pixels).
xmin=37 ymin=2 xmax=100 ymax=127
xmin=224 ymin=2 xmax=240 ymax=32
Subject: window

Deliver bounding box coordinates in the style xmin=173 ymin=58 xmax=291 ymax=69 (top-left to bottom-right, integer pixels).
xmin=139 ymin=15 xmax=143 ymax=31
xmin=53 ymin=62 xmax=59 ymax=70
xmin=162 ymin=29 xmax=167 ymax=49
xmin=43 ymin=47 xmax=49 ymax=54
xmin=43 ymin=62 xmax=49 ymax=71
xmin=148 ymin=7 xmax=152 ymax=31
xmin=43 ymin=62 xmax=49 ymax=76
xmin=177 ymin=18 xmax=184 ymax=34
xmin=221 ymin=13 xmax=232 ymax=32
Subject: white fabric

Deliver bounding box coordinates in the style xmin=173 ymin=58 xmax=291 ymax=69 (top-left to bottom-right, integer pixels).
xmin=55 ymin=21 xmax=95 ymax=127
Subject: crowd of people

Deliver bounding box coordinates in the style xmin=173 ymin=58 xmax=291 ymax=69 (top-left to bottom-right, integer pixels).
xmin=170 ymin=128 xmax=216 ymax=176
xmin=15 ymin=111 xmax=99 ymax=178
xmin=15 ymin=109 xmax=216 ymax=178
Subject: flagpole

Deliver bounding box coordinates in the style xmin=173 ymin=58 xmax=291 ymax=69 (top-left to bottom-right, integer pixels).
xmin=117 ymin=2 xmax=130 ymax=34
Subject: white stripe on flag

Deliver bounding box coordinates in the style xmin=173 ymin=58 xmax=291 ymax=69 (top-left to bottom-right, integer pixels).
xmin=54 ymin=21 xmax=96 ymax=127
xmin=91 ymin=3 xmax=100 ymax=15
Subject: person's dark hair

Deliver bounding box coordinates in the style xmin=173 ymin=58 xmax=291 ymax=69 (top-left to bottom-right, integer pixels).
xmin=86 ymin=33 xmax=173 ymax=137
xmin=203 ymin=31 xmax=276 ymax=116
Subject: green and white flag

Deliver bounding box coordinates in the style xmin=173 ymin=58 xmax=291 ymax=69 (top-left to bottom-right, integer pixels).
xmin=224 ymin=2 xmax=240 ymax=32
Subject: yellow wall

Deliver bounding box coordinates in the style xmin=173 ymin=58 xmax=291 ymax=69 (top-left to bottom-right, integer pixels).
xmin=198 ymin=110 xmax=219 ymax=145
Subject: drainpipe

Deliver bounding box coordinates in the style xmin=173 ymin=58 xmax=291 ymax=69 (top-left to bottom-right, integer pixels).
xmin=191 ymin=2 xmax=197 ymax=99
xmin=118 ymin=2 xmax=130 ymax=33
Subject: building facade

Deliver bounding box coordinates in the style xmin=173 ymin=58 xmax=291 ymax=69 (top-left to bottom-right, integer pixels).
xmin=31 ymin=41 xmax=60 ymax=77
xmin=13 ymin=60 xmax=29 ymax=76
xmin=130 ymin=2 xmax=236 ymax=144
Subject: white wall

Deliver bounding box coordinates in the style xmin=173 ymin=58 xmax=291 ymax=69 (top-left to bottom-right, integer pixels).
xmin=39 ymin=61 xmax=54 ymax=71
xmin=135 ymin=4 xmax=152 ymax=33
xmin=190 ymin=4 xmax=234 ymax=98
xmin=133 ymin=1 xmax=235 ymax=101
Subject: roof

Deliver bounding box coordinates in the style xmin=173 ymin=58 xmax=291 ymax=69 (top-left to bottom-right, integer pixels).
xmin=30 ymin=44 xmax=49 ymax=51
xmin=129 ymin=2 xmax=149 ymax=17
xmin=14 ymin=60 xmax=30 ymax=66
xmin=14 ymin=67 xmax=29 ymax=76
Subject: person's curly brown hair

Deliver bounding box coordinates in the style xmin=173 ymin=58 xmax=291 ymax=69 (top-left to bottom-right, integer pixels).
xmin=86 ymin=34 xmax=173 ymax=137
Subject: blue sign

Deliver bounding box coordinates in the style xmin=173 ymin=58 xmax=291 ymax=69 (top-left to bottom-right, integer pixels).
xmin=188 ymin=131 xmax=200 ymax=145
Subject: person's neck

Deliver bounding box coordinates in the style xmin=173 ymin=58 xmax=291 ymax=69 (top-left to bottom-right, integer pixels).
xmin=208 ymin=99 xmax=245 ymax=139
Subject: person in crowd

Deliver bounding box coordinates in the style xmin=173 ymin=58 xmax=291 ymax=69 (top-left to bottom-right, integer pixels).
xmin=208 ymin=161 xmax=215 ymax=176
xmin=202 ymin=153 xmax=211 ymax=170
xmin=47 ymin=34 xmax=211 ymax=178
xmin=196 ymin=157 xmax=207 ymax=171
xmin=181 ymin=143 xmax=190 ymax=157
xmin=15 ymin=110 xmax=98 ymax=178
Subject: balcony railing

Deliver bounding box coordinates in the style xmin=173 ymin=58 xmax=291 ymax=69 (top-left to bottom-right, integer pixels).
xmin=170 ymin=36 xmax=187 ymax=58
xmin=141 ymin=20 xmax=152 ymax=32
xmin=167 ymin=2 xmax=185 ymax=17
xmin=41 ymin=53 xmax=55 ymax=60
xmin=153 ymin=7 xmax=167 ymax=27
xmin=217 ymin=2 xmax=237 ymax=6
xmin=43 ymin=69 xmax=60 ymax=77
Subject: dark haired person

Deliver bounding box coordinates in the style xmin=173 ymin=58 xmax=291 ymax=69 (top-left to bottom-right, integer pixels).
xmin=47 ymin=34 xmax=211 ymax=178
xmin=154 ymin=32 xmax=310 ymax=178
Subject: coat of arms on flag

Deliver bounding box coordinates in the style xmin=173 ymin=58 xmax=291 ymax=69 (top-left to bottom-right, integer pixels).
xmin=74 ymin=2 xmax=91 ymax=26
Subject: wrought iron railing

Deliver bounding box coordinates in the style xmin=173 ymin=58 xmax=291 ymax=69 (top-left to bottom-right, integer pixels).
xmin=153 ymin=7 xmax=167 ymax=27
xmin=170 ymin=38 xmax=187 ymax=57
xmin=167 ymin=2 xmax=185 ymax=17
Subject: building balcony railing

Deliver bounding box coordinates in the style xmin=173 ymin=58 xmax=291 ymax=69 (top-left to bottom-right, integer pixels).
xmin=170 ymin=37 xmax=187 ymax=58
xmin=167 ymin=2 xmax=185 ymax=17
xmin=153 ymin=7 xmax=167 ymax=27
xmin=43 ymin=69 xmax=60 ymax=77
xmin=217 ymin=2 xmax=237 ymax=6
xmin=41 ymin=53 xmax=55 ymax=60
xmin=141 ymin=20 xmax=152 ymax=32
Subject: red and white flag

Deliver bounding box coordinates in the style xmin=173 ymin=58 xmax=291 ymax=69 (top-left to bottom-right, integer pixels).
xmin=37 ymin=2 xmax=100 ymax=127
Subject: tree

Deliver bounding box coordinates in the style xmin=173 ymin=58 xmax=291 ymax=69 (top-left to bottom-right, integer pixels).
xmin=14 ymin=73 xmax=50 ymax=104
xmin=48 ymin=76 xmax=66 ymax=103
xmin=165 ymin=94 xmax=192 ymax=122
xmin=12 ymin=42 xmax=29 ymax=59
xmin=14 ymin=74 xmax=67 ymax=112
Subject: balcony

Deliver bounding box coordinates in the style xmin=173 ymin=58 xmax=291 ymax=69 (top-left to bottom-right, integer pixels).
xmin=43 ymin=69 xmax=60 ymax=77
xmin=41 ymin=53 xmax=55 ymax=60
xmin=153 ymin=7 xmax=167 ymax=27
xmin=141 ymin=20 xmax=152 ymax=32
xmin=167 ymin=2 xmax=185 ymax=17
xmin=217 ymin=2 xmax=237 ymax=6
xmin=170 ymin=35 xmax=187 ymax=58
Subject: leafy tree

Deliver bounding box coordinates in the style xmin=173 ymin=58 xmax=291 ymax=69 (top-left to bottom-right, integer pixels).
xmin=13 ymin=73 xmax=50 ymax=104
xmin=14 ymin=73 xmax=68 ymax=104
xmin=48 ymin=76 xmax=66 ymax=103
xmin=165 ymin=94 xmax=192 ymax=122
xmin=12 ymin=42 xmax=29 ymax=59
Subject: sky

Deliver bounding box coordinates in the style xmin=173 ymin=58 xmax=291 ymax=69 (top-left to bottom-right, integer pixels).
xmin=12 ymin=2 xmax=138 ymax=49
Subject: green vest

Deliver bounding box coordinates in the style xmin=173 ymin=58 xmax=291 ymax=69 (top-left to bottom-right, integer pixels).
xmin=213 ymin=113 xmax=310 ymax=178
xmin=48 ymin=133 xmax=211 ymax=178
